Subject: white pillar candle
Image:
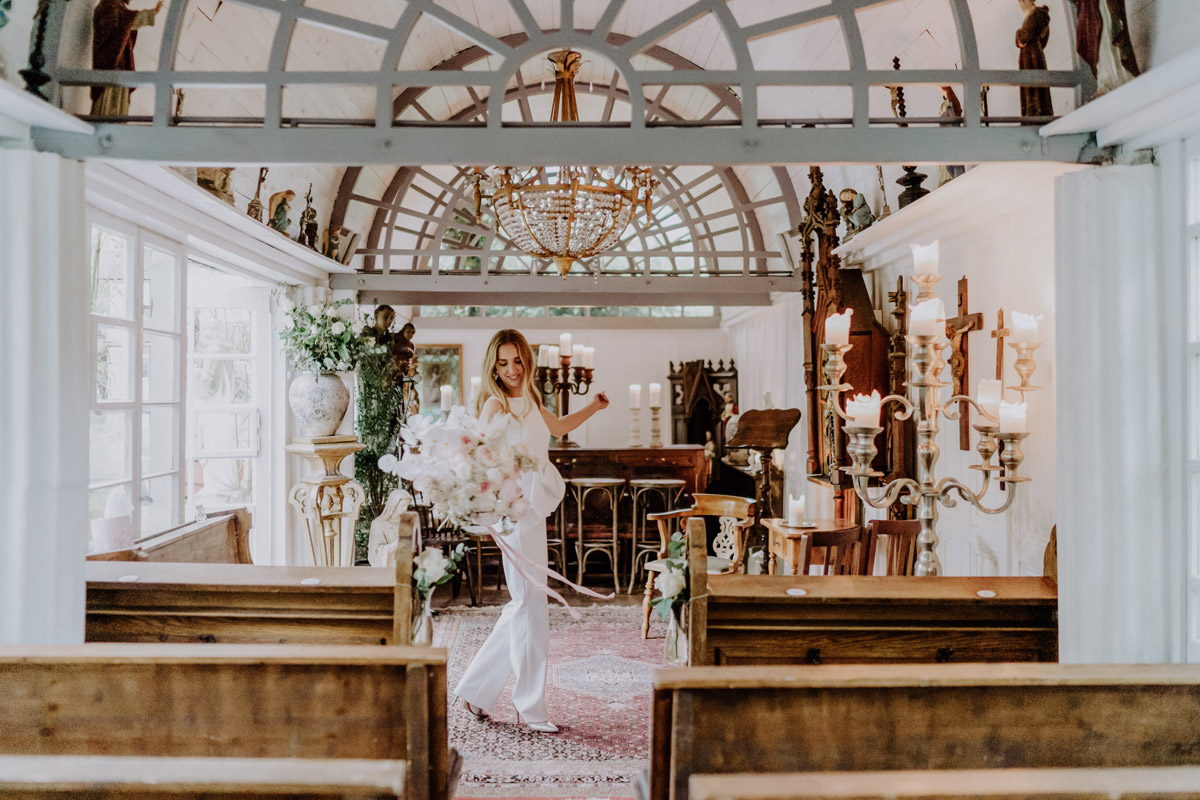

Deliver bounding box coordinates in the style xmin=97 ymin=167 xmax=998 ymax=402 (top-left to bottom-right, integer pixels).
xmin=469 ymin=376 xmax=482 ymax=403
xmin=572 ymin=344 xmax=585 ymax=362
xmin=559 ymin=332 xmax=573 ymax=354
xmin=537 ymin=345 xmax=549 ymax=367
xmin=440 ymin=384 xmax=452 ymax=413
xmin=910 ymin=241 xmax=940 ymax=276
xmin=787 ymin=494 xmax=807 ymax=526
xmin=825 ymin=308 xmax=853 ymax=346
xmin=977 ymin=379 xmax=1002 ymax=419
xmin=582 ymin=346 xmax=594 ymax=368
xmin=1011 ymin=312 xmax=1042 ymax=346
xmin=629 ymin=383 xmax=642 ymax=409
xmin=649 ymin=382 xmax=662 ymax=407
xmin=998 ymin=400 xmax=1028 ymax=433
xmin=909 ymin=298 xmax=946 ymax=337
xmin=547 ymin=345 xmax=559 ymax=365
xmin=846 ymin=390 xmax=882 ymax=428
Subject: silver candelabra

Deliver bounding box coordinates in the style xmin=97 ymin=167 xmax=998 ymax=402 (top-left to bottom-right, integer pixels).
xmin=819 ymin=272 xmax=1038 ymax=576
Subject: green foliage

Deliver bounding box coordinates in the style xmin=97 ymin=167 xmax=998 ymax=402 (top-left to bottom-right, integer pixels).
xmin=353 ymin=339 xmax=413 ymax=552
xmin=651 ymin=530 xmax=689 ymax=621
xmin=277 ymin=296 xmax=384 ymax=375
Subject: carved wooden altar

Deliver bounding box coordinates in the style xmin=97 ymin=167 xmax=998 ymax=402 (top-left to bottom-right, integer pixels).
xmin=667 ymin=359 xmax=737 ymax=483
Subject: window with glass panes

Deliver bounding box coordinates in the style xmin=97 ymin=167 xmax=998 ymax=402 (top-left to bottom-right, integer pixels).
xmin=88 ymin=215 xmax=185 ymax=549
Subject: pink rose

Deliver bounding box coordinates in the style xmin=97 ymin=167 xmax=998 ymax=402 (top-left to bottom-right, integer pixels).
xmin=498 ymin=479 xmax=520 ymax=502
xmin=509 ymin=497 xmax=530 ymax=520
xmin=478 ymin=481 xmax=491 ymax=494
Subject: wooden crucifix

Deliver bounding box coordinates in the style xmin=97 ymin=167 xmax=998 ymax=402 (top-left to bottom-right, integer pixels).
xmin=991 ymin=309 xmax=1010 ymax=383
xmin=945 ymin=277 xmax=983 ymax=450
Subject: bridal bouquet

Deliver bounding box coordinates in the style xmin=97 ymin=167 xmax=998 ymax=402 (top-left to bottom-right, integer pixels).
xmin=378 ymin=407 xmax=538 ymax=530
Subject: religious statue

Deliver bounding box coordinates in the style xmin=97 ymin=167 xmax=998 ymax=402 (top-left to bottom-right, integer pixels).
xmin=838 ymin=188 xmax=875 ymax=240
xmin=938 ymin=87 xmax=966 ymax=185
xmin=196 ymin=167 xmax=234 ymax=205
xmin=1015 ymin=0 xmax=1054 ymax=120
xmin=297 ymin=183 xmax=318 ymax=249
xmin=367 ymin=488 xmax=411 ymax=568
xmin=90 ymin=0 xmax=164 ymax=117
xmin=247 ymin=167 xmax=268 ymax=222
xmin=267 ymin=189 xmax=295 ymax=234
xmin=322 ymin=226 xmax=342 ymax=260
xmin=1070 ymin=0 xmax=1140 ymax=95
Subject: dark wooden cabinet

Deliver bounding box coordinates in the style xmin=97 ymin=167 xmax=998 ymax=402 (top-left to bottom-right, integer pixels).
xmin=549 ymin=446 xmax=707 ymax=497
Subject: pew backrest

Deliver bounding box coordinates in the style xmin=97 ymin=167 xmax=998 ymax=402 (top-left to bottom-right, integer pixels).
xmin=650 ymin=663 xmax=1200 ymax=800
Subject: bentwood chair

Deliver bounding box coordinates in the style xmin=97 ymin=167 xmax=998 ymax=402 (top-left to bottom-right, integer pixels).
xmin=864 ymin=519 xmax=922 ymax=576
xmin=801 ymin=525 xmax=871 ymax=576
xmin=640 ymin=493 xmax=755 ymax=638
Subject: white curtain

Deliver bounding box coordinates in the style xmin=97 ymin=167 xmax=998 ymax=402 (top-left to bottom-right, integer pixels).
xmin=1056 ymin=164 xmax=1186 ymax=663
xmin=0 ymin=150 xmax=89 ymax=644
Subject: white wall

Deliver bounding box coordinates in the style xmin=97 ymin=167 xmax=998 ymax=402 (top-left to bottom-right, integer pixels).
xmin=409 ymin=322 xmax=729 ymax=448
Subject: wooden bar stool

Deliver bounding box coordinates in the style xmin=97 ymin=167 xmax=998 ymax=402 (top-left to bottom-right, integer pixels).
xmin=568 ymin=477 xmax=625 ymax=594
xmin=627 ymin=478 xmax=686 ymax=593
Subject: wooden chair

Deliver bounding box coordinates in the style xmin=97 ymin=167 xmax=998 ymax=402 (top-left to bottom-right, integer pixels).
xmin=864 ymin=519 xmax=921 ymax=576
xmin=802 ymin=525 xmax=871 ymax=576
xmin=641 ymin=494 xmax=755 ymax=638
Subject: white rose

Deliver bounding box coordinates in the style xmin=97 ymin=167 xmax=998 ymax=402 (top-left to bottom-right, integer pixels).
xmin=658 ymin=570 xmax=686 ymax=600
xmin=307 ymin=304 xmax=321 ymax=316
xmin=282 ymin=316 xmax=295 ymax=330
xmin=324 ymin=306 xmax=338 ymax=317
xmin=279 ymin=297 xmax=295 ymax=313
xmin=323 ymin=357 xmax=334 ymax=369
xmin=331 ymin=321 xmax=346 ymax=335
xmin=378 ymin=453 xmax=398 ymax=473
xmin=415 ymin=547 xmax=450 ymax=583
xmin=354 ymin=318 xmax=368 ymax=334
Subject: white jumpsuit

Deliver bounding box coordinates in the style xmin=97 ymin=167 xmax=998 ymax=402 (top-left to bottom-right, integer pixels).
xmin=454 ymin=396 xmax=565 ymax=722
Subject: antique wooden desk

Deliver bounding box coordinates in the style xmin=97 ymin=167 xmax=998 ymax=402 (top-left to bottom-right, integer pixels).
xmin=763 ymin=516 xmax=858 ymax=575
xmin=692 ymin=574 xmax=1058 ymax=665
xmin=549 ymin=445 xmax=707 ymax=496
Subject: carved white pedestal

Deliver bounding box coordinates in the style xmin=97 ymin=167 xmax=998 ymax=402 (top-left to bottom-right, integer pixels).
xmin=286 ymin=436 xmax=366 ymax=567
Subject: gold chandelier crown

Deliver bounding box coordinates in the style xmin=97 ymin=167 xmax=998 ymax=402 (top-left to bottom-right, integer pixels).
xmin=473 ymin=49 xmax=657 ymax=277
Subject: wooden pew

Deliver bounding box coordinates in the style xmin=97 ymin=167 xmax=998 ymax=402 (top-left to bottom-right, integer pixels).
xmin=0 ymin=755 xmax=406 ymax=798
xmin=684 ymin=520 xmax=1057 ymax=665
xmin=648 ymin=663 xmax=1200 ymax=800
xmin=0 ymin=644 xmax=457 ymax=800
xmin=86 ymin=513 xmax=416 ymax=646
xmin=688 ymin=766 xmax=1200 ymax=800
xmin=88 ymin=508 xmax=253 ymax=564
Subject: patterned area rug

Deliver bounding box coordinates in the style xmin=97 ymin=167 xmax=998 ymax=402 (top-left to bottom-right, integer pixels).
xmin=432 ymin=603 xmax=667 ymax=800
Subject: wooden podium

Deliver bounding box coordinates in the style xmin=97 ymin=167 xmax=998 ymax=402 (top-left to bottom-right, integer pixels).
xmin=286 ymin=435 xmax=366 ymax=567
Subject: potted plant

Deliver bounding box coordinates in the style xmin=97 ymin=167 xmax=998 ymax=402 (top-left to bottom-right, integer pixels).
xmin=277 ymin=295 xmax=385 ymax=437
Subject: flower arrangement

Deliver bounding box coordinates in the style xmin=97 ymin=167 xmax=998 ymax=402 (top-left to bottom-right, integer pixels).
xmin=276 ymin=295 xmax=385 ymax=375
xmin=378 ymin=407 xmax=538 ymax=530
xmin=651 ymin=530 xmax=689 ymax=621
xmin=411 ymin=543 xmax=467 ymax=645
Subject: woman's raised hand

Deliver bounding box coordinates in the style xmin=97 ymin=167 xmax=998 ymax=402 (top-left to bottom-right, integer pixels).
xmin=592 ymin=391 xmax=610 ymax=410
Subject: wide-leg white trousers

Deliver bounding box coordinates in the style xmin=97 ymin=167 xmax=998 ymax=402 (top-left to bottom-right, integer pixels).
xmin=453 ymin=513 xmax=550 ymax=722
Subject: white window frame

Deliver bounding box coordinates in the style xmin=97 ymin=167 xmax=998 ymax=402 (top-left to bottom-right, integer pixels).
xmin=1186 ymin=134 xmax=1200 ymax=662
xmin=87 ymin=209 xmax=187 ymax=542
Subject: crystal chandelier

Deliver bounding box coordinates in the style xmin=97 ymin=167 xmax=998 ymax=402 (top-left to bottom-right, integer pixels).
xmin=471 ymin=49 xmax=657 ymax=278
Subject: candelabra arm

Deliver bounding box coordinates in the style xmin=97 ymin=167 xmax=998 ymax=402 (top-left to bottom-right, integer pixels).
xmin=936 ymin=475 xmax=1015 ymax=515
xmin=880 ymin=393 xmax=916 ymax=421
xmin=851 ymin=474 xmax=921 ymax=510
xmin=942 ymin=395 xmax=996 ymax=424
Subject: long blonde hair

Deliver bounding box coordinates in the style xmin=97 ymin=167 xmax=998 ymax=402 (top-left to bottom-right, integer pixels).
xmin=477 ymin=329 xmax=541 ymax=417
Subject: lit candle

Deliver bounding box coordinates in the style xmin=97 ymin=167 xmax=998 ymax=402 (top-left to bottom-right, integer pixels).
xmin=911 ymin=241 xmax=940 ymax=276
xmin=537 ymin=345 xmax=549 ymax=368
xmin=825 ymin=308 xmax=853 ymax=346
xmin=909 ymin=298 xmax=946 ymax=337
xmin=629 ymin=384 xmax=642 ymax=409
xmin=845 ymin=390 xmax=882 ymax=428
xmin=1011 ymin=312 xmax=1042 ymax=346
xmin=582 ymin=346 xmax=594 ymax=368
xmin=547 ymin=345 xmax=559 ymax=365
xmin=470 ymin=376 xmax=482 ymax=403
xmin=998 ymin=400 xmax=1028 ymax=434
xmin=440 ymin=385 xmax=452 ymax=413
xmin=787 ymin=494 xmax=807 ymax=526
xmin=573 ymin=344 xmax=585 ymax=363
xmin=649 ymin=382 xmax=662 ymax=407
xmin=977 ymin=379 xmax=1002 ymax=420
xmin=559 ymin=332 xmax=573 ymax=354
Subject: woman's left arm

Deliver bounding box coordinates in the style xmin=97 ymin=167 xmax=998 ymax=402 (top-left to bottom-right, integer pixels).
xmin=540 ymin=392 xmax=610 ymax=437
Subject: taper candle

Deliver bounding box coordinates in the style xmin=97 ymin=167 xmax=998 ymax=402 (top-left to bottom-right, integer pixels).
xmin=469 ymin=376 xmax=482 ymax=403
xmin=998 ymin=400 xmax=1028 ymax=433
xmin=440 ymin=385 xmax=452 ymax=412
xmin=582 ymin=346 xmax=594 ymax=368
xmin=537 ymin=345 xmax=549 ymax=367
xmin=845 ymin=390 xmax=882 ymax=428
xmin=572 ymin=344 xmax=584 ymax=362
xmin=559 ymin=332 xmax=573 ymax=353
xmin=547 ymin=345 xmax=559 ymax=364
xmin=649 ymin=382 xmax=662 ymax=407
xmin=1011 ymin=312 xmax=1042 ymax=346
xmin=909 ymin=298 xmax=946 ymax=337
xmin=787 ymin=494 xmax=807 ymax=526
xmin=978 ymin=379 xmax=1002 ymax=419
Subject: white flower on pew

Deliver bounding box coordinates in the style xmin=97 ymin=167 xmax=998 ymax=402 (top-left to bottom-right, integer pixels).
xmin=415 ymin=547 xmax=451 ymax=584
xmin=658 ymin=570 xmax=686 ymax=600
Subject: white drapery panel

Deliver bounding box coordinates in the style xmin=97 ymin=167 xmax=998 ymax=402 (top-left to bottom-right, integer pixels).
xmin=0 ymin=150 xmax=89 ymax=643
xmin=1056 ymin=164 xmax=1186 ymax=663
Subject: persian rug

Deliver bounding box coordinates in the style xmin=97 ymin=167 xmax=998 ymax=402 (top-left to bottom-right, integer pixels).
xmin=432 ymin=603 xmax=668 ymax=800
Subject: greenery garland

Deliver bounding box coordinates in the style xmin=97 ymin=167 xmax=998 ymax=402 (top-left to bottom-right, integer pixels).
xmin=353 ymin=340 xmax=413 ymax=553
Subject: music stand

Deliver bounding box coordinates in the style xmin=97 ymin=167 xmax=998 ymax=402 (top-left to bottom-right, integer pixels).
xmin=727 ymin=408 xmax=802 ymax=567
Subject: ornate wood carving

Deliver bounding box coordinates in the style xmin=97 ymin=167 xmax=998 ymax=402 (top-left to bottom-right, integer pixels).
xmin=884 ymin=278 xmax=916 ymax=517
xmin=945 ymin=277 xmax=983 ymax=450
xmin=668 ymin=359 xmax=737 ymax=482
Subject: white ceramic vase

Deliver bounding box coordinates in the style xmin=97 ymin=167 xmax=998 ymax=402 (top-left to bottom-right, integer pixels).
xmin=288 ymin=372 xmax=350 ymax=438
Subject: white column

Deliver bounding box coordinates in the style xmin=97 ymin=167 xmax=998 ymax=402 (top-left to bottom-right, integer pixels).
xmin=1055 ymin=164 xmax=1186 ymax=663
xmin=0 ymin=150 xmax=89 ymax=643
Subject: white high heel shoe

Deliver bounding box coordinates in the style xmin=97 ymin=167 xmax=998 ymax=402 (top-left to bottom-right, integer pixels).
xmin=458 ymin=698 xmax=489 ymax=719
xmin=516 ymin=712 xmax=559 ymax=733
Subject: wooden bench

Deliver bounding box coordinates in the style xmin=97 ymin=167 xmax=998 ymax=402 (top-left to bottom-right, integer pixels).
xmin=684 ymin=519 xmax=1057 ymax=665
xmin=0 ymin=643 xmax=457 ymax=800
xmin=647 ymin=663 xmax=1200 ymax=800
xmin=688 ymin=766 xmax=1200 ymax=800
xmin=0 ymin=755 xmax=407 ymax=798
xmin=88 ymin=508 xmax=253 ymax=564
xmin=86 ymin=513 xmax=416 ymax=646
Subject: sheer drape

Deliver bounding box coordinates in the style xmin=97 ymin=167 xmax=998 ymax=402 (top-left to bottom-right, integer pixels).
xmin=0 ymin=150 xmax=89 ymax=643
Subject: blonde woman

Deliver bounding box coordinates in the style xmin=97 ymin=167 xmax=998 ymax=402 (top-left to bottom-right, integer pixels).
xmin=454 ymin=329 xmax=609 ymax=733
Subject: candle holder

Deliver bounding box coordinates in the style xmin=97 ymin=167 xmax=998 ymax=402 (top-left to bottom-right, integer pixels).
xmin=821 ymin=324 xmax=1038 ymax=575
xmin=536 ymin=353 xmax=594 ymax=448
xmin=649 ymin=406 xmax=664 ymax=448
xmin=1007 ymin=342 xmax=1042 ymax=397
xmin=628 ymin=410 xmax=643 ymax=448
